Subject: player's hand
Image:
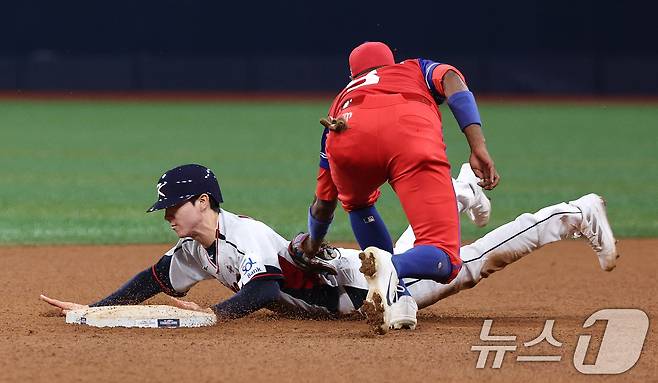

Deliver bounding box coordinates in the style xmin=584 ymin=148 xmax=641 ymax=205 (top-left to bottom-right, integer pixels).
xmin=40 ymin=294 xmax=88 ymax=315
xmin=288 ymin=233 xmax=338 ymax=275
xmin=469 ymin=146 xmax=500 ymax=190
xmin=169 ymin=297 xmax=214 ymax=315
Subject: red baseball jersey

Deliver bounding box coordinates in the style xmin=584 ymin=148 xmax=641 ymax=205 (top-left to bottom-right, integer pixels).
xmin=315 ymin=58 xmax=466 ymax=201
xmin=327 ymin=58 xmax=465 ymax=120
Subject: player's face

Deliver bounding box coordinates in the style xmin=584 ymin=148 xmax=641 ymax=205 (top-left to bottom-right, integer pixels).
xmin=164 ymin=200 xmax=203 ymax=237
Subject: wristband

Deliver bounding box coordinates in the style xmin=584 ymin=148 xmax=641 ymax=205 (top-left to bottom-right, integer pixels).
xmin=308 ymin=207 xmax=332 ymax=242
xmin=447 ymin=90 xmax=482 ymax=131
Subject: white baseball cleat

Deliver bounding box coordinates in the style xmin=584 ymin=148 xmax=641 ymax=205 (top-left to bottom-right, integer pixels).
xmin=389 ymin=295 xmax=418 ymax=330
xmin=359 ymin=246 xmax=406 ymax=334
xmin=569 ymin=194 xmax=619 ymax=271
xmin=457 ymin=163 xmax=491 ymax=227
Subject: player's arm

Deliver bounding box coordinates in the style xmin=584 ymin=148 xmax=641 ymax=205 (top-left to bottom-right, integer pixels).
xmin=302 ymin=127 xmax=339 ymax=255
xmin=210 ymin=278 xmax=281 ymax=319
xmin=168 ymin=280 xmax=281 ymax=320
xmin=90 ymin=253 xmax=185 ymax=307
xmin=169 ymin=273 xmax=283 ymax=320
xmin=429 ymin=63 xmax=500 ymax=190
xmin=40 ymin=257 xmax=170 ymax=314
xmin=88 ymin=269 xmax=162 ymax=306
xmin=306 ymin=194 xmax=337 ymax=254
xmin=41 ymin=253 xmax=186 ymax=315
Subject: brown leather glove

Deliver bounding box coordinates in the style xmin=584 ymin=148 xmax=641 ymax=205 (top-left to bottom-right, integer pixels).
xmin=288 ymin=233 xmax=339 ymax=275
xmin=320 ymin=116 xmax=348 ymax=132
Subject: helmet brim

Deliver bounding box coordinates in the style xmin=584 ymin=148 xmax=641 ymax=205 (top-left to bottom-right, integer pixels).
xmin=146 ymin=193 xmax=196 ymax=213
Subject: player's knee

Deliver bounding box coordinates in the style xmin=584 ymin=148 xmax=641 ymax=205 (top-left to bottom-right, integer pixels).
xmin=515 ymin=212 xmax=538 ymax=227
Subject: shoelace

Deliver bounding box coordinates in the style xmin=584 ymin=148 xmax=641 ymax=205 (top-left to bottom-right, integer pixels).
xmin=576 ymin=214 xmax=603 ymax=252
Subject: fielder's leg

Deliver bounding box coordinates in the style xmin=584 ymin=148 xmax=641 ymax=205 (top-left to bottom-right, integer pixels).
xmin=359 ymin=161 xmax=462 ymax=332
xmin=394 ymin=163 xmax=491 ymax=254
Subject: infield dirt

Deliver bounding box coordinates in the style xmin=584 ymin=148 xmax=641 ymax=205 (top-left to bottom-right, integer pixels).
xmin=1 ymin=239 xmax=655 ymax=382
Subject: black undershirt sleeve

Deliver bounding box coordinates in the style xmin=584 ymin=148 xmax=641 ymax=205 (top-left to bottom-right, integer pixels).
xmin=211 ymin=278 xmax=281 ymax=320
xmin=89 ymin=255 xmax=184 ymax=307
xmin=344 ymin=286 xmax=368 ymax=310
xmin=89 ymin=267 xmax=162 ymax=307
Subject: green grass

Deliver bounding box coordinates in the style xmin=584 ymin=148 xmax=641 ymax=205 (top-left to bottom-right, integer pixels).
xmin=0 ymin=99 xmax=656 ymax=245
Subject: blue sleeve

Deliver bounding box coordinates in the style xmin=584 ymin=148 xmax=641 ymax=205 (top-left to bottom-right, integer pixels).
xmin=211 ymin=278 xmax=281 ymax=319
xmin=319 ymin=127 xmax=329 ymax=170
xmin=417 ymin=58 xmax=445 ymax=104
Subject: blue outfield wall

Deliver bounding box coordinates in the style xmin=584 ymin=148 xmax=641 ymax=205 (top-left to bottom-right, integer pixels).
xmin=1 ymin=1 xmax=655 ymax=95
xmin=0 ymin=53 xmax=656 ymax=95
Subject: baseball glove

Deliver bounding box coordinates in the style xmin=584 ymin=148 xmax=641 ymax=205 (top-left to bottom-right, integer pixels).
xmin=320 ymin=116 xmax=348 ymax=132
xmin=288 ymin=232 xmax=339 ymax=275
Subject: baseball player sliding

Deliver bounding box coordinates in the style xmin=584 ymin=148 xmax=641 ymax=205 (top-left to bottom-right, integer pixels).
xmin=41 ymin=164 xmax=618 ymax=333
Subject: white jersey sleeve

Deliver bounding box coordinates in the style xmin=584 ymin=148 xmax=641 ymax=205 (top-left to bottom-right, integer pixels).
xmin=225 ymin=218 xmax=286 ymax=288
xmin=166 ymin=238 xmax=215 ymax=293
xmin=216 ymin=210 xmax=287 ymax=289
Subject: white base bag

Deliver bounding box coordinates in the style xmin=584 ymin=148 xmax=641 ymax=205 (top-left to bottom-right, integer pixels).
xmin=65 ymin=305 xmax=217 ymax=328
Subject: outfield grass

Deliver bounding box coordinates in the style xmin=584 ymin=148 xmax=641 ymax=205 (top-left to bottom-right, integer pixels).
xmin=0 ymin=99 xmax=656 ymax=245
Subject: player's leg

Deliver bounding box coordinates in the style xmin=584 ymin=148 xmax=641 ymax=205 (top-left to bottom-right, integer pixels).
xmin=326 ymin=103 xmax=394 ymax=253
xmin=405 ymin=194 xmax=619 ymax=310
xmin=394 ymin=163 xmax=491 ymax=253
xmin=384 ymin=102 xmax=462 ymax=283
xmin=389 ymin=165 xmax=461 ymax=283
xmin=358 ymin=101 xmax=461 ymax=332
xmin=348 ymin=205 xmax=394 ymax=253
xmin=382 ymin=173 xmax=482 ymax=330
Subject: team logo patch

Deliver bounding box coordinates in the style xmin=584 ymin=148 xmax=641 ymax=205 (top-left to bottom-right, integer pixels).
xmin=239 ymin=254 xmax=266 ymax=286
xmin=241 ymin=257 xmax=256 ymax=273
xmin=157 ymin=181 xmax=168 ymax=197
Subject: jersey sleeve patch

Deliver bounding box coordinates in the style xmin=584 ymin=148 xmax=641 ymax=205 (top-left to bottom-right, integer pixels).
xmin=418 ymin=58 xmax=442 ymax=94
xmin=431 ymin=64 xmax=466 ymax=99
xmin=418 ymin=58 xmax=467 ymax=104
xmin=238 ymin=252 xmax=281 ymax=288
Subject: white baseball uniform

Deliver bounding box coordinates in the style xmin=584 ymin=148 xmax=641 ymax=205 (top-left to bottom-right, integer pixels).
xmin=332 ymin=199 xmax=587 ymax=313
xmin=162 ymin=209 xmax=348 ymax=318
xmin=160 ymin=178 xmax=590 ymax=318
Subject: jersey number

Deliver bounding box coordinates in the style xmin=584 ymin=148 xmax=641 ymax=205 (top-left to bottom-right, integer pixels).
xmin=344 ymin=70 xmax=380 ymax=94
